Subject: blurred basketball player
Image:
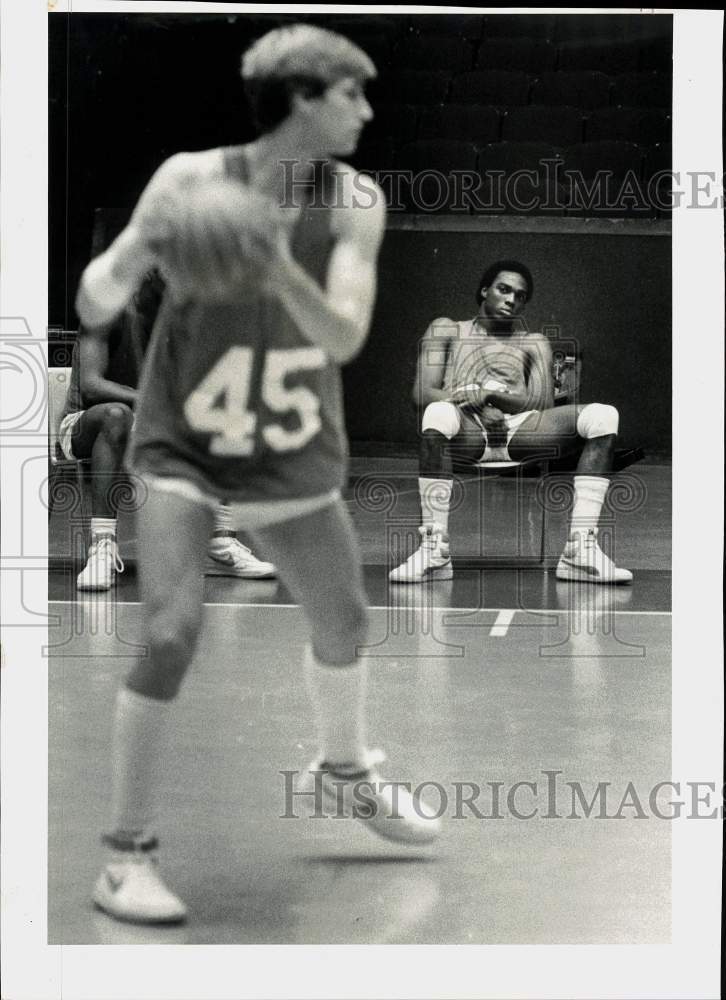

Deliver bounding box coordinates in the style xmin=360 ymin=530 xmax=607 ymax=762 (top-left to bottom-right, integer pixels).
xmin=75 ymin=25 xmax=440 ymax=924
xmin=390 ymin=261 xmax=632 ymax=584
xmin=63 ymin=270 xmax=275 ymax=590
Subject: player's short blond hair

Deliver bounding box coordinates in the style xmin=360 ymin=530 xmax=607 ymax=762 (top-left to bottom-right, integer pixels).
xmin=241 ymin=24 xmax=376 ymax=132
xmin=241 ymin=24 xmax=376 ymax=85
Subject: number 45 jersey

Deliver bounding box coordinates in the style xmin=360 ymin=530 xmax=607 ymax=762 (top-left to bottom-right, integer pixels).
xmin=129 ymin=149 xmax=349 ymax=504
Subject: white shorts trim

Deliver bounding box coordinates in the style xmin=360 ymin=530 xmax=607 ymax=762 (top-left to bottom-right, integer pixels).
xmin=57 ymin=411 xmax=84 ymax=460
xmin=474 ymin=409 xmax=536 ymax=465
xmin=142 ymin=474 xmax=341 ymax=529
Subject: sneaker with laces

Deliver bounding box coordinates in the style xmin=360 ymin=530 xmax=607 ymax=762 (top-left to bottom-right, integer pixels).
xmin=93 ymin=842 xmax=187 ymax=924
xmin=556 ymin=529 xmax=633 ymax=585
xmin=77 ymin=536 xmax=124 ymax=591
xmin=206 ymin=537 xmax=276 ymax=579
xmin=389 ymin=525 xmax=453 ymax=584
xmin=305 ymin=750 xmax=442 ymax=845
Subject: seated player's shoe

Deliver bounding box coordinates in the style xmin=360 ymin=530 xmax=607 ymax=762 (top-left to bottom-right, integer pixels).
xmin=556 ymin=529 xmax=633 ymax=585
xmin=93 ymin=842 xmax=187 ymax=925
xmin=389 ymin=525 xmax=453 ymax=584
xmin=206 ymin=537 xmax=276 ymax=579
xmin=305 ymin=750 xmax=442 ymax=845
xmin=76 ymin=536 xmax=124 ymax=591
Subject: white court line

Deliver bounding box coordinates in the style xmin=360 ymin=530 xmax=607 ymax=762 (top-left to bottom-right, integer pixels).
xmin=490 ymin=609 xmax=515 ymax=636
xmin=48 ymin=599 xmax=672 ymax=616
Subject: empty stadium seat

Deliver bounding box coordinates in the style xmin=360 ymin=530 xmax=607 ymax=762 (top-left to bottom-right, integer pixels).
xmin=395 ymin=35 xmax=475 ymax=72
xmin=612 ymin=72 xmax=671 ymax=108
xmin=367 ymin=103 xmax=421 ymax=145
xmin=450 ymin=70 xmax=532 ymax=106
xmin=418 ymin=103 xmax=501 ymax=144
xmin=584 ymin=107 xmax=671 ymax=144
xmin=558 ymin=40 xmax=639 ymax=74
xmin=531 ymin=71 xmax=612 ymax=109
xmin=397 ymin=139 xmax=479 ymax=213
xmin=478 ymin=140 xmax=563 ymax=174
xmin=476 ymin=38 xmax=557 ymax=73
xmin=563 ymin=140 xmax=643 ymax=180
xmin=398 ymin=138 xmax=479 ymax=173
xmin=563 ymin=141 xmax=647 ymax=216
xmin=352 ymin=136 xmax=400 ymax=177
xmin=476 ymin=141 xmax=565 ymax=215
xmin=371 ymin=70 xmax=451 ymax=105
xmin=502 ymin=105 xmax=583 ymax=145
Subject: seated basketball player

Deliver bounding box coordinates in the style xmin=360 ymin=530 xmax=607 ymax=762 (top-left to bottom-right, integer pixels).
xmin=390 ymin=260 xmax=632 ymax=585
xmin=75 ymin=25 xmax=441 ymax=924
xmin=59 ymin=270 xmax=276 ymax=589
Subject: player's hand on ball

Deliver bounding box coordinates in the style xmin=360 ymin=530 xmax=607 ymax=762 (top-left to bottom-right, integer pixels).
xmin=148 ymin=178 xmax=287 ymax=303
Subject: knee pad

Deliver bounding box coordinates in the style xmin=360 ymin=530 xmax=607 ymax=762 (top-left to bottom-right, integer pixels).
xmin=577 ymin=403 xmax=619 ymax=439
xmin=422 ymin=401 xmax=461 ymax=440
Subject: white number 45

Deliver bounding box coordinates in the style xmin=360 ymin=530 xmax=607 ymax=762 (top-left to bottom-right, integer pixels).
xmin=184 ymin=346 xmax=326 ymax=456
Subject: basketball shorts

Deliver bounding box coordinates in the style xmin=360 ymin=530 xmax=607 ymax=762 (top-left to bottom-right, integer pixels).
xmin=473 ymin=409 xmax=535 ymax=464
xmin=57 ymin=411 xmax=85 ymax=461
xmin=142 ymin=472 xmax=342 ymax=529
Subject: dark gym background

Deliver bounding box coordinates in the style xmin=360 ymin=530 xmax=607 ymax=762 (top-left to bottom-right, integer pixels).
xmin=49 ymin=12 xmax=672 ymax=455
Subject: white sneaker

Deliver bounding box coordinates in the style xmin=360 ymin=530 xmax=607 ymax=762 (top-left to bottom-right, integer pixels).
xmin=389 ymin=525 xmax=453 ymax=583
xmin=305 ymin=750 xmax=442 ymax=845
xmin=93 ymin=848 xmax=187 ymax=925
xmin=77 ymin=536 xmax=124 ymax=591
xmin=556 ymin=530 xmax=633 ymax=585
xmin=206 ymin=537 xmax=276 ymax=579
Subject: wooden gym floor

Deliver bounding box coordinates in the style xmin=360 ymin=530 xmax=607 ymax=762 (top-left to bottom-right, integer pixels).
xmin=48 ymin=462 xmax=671 ymax=944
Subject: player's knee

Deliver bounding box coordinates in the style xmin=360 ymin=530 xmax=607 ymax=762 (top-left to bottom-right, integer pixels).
xmin=576 ymin=403 xmax=619 ymax=440
xmin=312 ymin=599 xmax=368 ymax=665
xmin=102 ymin=404 xmax=134 ymax=449
xmin=422 ymin=401 xmax=461 ymax=440
xmin=145 ymin=607 xmax=201 ymax=690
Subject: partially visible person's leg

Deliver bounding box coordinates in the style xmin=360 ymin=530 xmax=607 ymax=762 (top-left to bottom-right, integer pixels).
xmin=93 ymin=483 xmax=215 ymax=924
xmin=251 ymin=499 xmax=440 ymax=843
xmin=508 ymin=403 xmax=632 ymax=584
xmin=71 ymin=403 xmax=134 ymax=590
xmin=390 ymin=402 xmax=483 ymax=583
xmin=206 ymin=503 xmax=277 ymax=579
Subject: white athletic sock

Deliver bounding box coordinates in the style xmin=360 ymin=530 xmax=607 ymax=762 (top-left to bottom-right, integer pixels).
xmin=212 ymin=504 xmax=234 ymax=537
xmin=109 ymin=687 xmax=173 ymax=840
xmin=303 ymin=645 xmax=367 ymax=771
xmin=418 ymin=477 xmax=452 ymax=535
xmin=569 ymin=475 xmax=609 ymax=539
xmin=90 ymin=517 xmax=116 ymax=542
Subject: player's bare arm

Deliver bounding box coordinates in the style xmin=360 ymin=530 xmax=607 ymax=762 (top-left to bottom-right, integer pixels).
xmin=412 ymin=320 xmax=457 ymax=407
xmin=78 ymin=325 xmax=138 ymax=408
xmin=75 ymin=154 xmax=193 ymax=329
xmin=522 ymin=332 xmax=554 ymax=411
xmin=264 ymin=170 xmax=386 ymax=365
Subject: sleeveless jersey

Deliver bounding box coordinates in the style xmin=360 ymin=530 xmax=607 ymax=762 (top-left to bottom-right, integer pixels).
xmin=443 ymin=318 xmax=532 ymax=399
xmin=129 ymin=147 xmax=347 ymax=503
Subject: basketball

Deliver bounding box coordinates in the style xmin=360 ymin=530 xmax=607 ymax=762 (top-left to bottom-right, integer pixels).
xmin=149 ymin=177 xmax=285 ymax=302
